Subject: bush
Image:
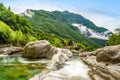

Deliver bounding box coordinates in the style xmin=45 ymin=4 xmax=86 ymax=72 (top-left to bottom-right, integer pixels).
xmin=0 ymin=21 xmax=37 ymax=46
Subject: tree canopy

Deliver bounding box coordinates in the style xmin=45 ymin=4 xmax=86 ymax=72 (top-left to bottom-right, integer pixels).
xmin=107 ymin=28 xmax=120 ymax=45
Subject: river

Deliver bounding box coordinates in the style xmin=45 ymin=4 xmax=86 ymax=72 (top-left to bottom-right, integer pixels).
xmin=30 ymin=56 xmax=90 ymax=80
xmin=0 ymin=54 xmax=90 ymax=80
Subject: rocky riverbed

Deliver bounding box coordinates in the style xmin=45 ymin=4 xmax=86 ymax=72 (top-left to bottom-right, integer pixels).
xmin=0 ymin=41 xmax=120 ymax=80
xmin=22 ymin=40 xmax=91 ymax=80
xmin=80 ymin=45 xmax=120 ymax=80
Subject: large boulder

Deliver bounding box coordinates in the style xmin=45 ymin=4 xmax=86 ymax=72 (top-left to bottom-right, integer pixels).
xmin=23 ymin=40 xmax=73 ymax=70
xmin=96 ymin=45 xmax=120 ymax=63
xmin=23 ymin=40 xmax=57 ymax=59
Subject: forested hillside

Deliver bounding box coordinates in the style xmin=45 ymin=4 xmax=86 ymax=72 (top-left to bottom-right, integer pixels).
xmin=0 ymin=21 xmax=36 ymax=45
xmin=0 ymin=3 xmax=37 ymax=46
xmin=0 ymin=3 xmax=112 ymax=50
xmin=0 ymin=4 xmax=32 ymax=33
xmin=22 ymin=9 xmax=111 ymax=49
xmin=62 ymin=11 xmax=108 ymax=33
xmin=24 ymin=10 xmax=97 ymax=50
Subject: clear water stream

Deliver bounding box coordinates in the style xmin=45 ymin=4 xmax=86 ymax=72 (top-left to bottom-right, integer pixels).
xmin=0 ymin=54 xmax=90 ymax=80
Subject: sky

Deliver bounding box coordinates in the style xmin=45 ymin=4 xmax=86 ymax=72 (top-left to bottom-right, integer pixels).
xmin=0 ymin=0 xmax=120 ymax=32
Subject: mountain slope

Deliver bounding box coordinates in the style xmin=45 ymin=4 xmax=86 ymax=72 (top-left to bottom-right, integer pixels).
xmin=0 ymin=4 xmax=85 ymax=48
xmin=0 ymin=4 xmax=67 ymax=47
xmin=0 ymin=3 xmax=110 ymax=50
xmin=62 ymin=11 xmax=108 ymax=33
xmin=21 ymin=9 xmax=111 ymax=49
xmin=0 ymin=4 xmax=32 ymax=34
xmin=61 ymin=11 xmax=112 ymax=40
xmin=0 ymin=4 xmax=37 ymax=45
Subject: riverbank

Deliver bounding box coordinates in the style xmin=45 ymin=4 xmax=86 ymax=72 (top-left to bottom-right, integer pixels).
xmin=1 ymin=43 xmax=120 ymax=80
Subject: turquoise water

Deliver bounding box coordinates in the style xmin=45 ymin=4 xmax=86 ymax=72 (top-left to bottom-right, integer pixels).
xmin=0 ymin=54 xmax=90 ymax=80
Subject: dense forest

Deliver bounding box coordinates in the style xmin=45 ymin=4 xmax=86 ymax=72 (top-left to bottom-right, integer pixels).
xmin=0 ymin=4 xmax=37 ymax=46
xmin=0 ymin=3 xmax=118 ymax=51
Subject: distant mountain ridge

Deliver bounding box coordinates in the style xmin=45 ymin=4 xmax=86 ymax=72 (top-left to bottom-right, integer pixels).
xmin=20 ymin=9 xmax=112 ymax=48
xmin=21 ymin=9 xmax=112 ymax=39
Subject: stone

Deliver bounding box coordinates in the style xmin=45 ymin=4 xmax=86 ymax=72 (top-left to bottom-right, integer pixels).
xmin=23 ymin=40 xmax=73 ymax=70
xmin=79 ymin=45 xmax=120 ymax=80
xmin=91 ymin=65 xmax=120 ymax=80
xmin=62 ymin=49 xmax=73 ymax=57
xmin=0 ymin=46 xmax=22 ymax=55
xmin=22 ymin=40 xmax=57 ymax=59
xmin=96 ymin=45 xmax=120 ymax=63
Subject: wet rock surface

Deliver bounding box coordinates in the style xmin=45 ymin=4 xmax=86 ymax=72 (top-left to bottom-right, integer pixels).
xmin=80 ymin=44 xmax=120 ymax=80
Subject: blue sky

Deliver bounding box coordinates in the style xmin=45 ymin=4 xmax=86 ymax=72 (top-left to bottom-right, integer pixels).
xmin=0 ymin=0 xmax=120 ymax=32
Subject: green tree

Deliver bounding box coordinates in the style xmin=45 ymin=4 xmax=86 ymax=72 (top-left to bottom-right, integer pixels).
xmin=107 ymin=28 xmax=120 ymax=45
